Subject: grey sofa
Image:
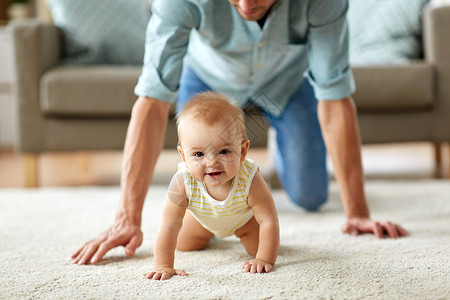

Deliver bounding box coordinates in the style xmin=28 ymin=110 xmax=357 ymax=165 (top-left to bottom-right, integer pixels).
xmin=8 ymin=3 xmax=450 ymax=187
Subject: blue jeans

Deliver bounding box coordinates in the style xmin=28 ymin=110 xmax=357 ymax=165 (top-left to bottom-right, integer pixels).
xmin=178 ymin=66 xmax=328 ymax=211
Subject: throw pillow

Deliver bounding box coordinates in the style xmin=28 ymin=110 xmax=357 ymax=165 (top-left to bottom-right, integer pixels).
xmin=46 ymin=0 xmax=151 ymax=65
xmin=348 ymin=0 xmax=430 ymax=66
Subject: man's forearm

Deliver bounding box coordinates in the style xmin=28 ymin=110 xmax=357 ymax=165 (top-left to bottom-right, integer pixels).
xmin=118 ymin=96 xmax=171 ymax=226
xmin=317 ymin=97 xmax=370 ymax=219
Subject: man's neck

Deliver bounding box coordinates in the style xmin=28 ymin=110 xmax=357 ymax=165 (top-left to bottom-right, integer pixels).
xmin=257 ymin=12 xmax=269 ymax=29
xmin=257 ymin=0 xmax=279 ymax=29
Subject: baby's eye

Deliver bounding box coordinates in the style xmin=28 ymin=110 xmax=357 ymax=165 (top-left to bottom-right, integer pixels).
xmin=193 ymin=152 xmax=204 ymax=157
xmin=219 ymin=149 xmax=231 ymax=155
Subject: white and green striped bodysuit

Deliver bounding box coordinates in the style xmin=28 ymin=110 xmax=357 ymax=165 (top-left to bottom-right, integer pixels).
xmin=179 ymin=158 xmax=259 ymax=238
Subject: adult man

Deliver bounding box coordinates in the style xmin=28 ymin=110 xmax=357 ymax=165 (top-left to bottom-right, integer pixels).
xmin=72 ymin=0 xmax=408 ymax=265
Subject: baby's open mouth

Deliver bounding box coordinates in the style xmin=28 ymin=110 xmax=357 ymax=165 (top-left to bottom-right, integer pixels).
xmin=206 ymin=171 xmax=223 ymax=177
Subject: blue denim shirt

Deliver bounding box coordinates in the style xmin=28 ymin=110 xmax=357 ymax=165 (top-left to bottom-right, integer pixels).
xmin=134 ymin=0 xmax=355 ymax=116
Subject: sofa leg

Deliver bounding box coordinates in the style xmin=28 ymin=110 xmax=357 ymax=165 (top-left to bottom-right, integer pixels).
xmin=434 ymin=143 xmax=441 ymax=177
xmin=23 ymin=154 xmax=39 ymax=188
xmin=433 ymin=142 xmax=443 ymax=178
xmin=446 ymin=142 xmax=450 ymax=179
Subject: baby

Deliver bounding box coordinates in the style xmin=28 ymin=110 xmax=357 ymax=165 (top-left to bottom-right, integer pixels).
xmin=145 ymin=91 xmax=279 ymax=280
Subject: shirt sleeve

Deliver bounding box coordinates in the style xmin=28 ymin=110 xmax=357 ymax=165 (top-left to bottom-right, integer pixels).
xmin=304 ymin=0 xmax=355 ymax=101
xmin=134 ymin=0 xmax=200 ymax=103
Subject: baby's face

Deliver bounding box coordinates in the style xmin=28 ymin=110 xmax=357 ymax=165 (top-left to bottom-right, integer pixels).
xmin=178 ymin=117 xmax=248 ymax=189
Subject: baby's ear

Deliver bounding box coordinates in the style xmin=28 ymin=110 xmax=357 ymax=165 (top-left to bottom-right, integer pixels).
xmin=240 ymin=140 xmax=250 ymax=163
xmin=177 ymin=146 xmax=186 ymax=162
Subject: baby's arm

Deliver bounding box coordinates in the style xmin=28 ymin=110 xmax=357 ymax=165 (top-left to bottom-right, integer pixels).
xmin=243 ymin=171 xmax=279 ymax=273
xmin=144 ymin=173 xmax=188 ymax=280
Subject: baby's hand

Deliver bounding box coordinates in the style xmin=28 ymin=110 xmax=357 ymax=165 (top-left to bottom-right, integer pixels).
xmin=242 ymin=258 xmax=273 ymax=274
xmin=144 ymin=267 xmax=188 ymax=280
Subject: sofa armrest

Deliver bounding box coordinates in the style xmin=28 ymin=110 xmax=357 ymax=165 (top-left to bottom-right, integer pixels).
xmin=8 ymin=20 xmax=60 ymax=152
xmin=9 ymin=19 xmax=60 ymax=76
xmin=423 ymin=4 xmax=450 ymax=64
xmin=423 ymin=4 xmax=450 ymax=141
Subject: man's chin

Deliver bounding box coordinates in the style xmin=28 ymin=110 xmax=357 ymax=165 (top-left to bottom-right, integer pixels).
xmin=237 ymin=10 xmax=264 ymax=21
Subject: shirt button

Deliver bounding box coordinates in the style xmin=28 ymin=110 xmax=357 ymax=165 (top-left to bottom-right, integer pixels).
xmin=258 ymin=42 xmax=263 ymax=47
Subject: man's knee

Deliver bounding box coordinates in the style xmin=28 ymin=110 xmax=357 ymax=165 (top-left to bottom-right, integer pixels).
xmin=289 ymin=192 xmax=327 ymax=212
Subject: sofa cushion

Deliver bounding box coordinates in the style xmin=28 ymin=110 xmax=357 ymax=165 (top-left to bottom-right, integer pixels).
xmin=352 ymin=63 xmax=434 ymax=110
xmin=46 ymin=0 xmax=150 ymax=65
xmin=41 ymin=66 xmax=141 ymax=117
xmin=348 ymin=0 xmax=430 ymax=65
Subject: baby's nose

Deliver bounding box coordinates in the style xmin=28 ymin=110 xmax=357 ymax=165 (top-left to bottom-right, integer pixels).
xmin=206 ymin=153 xmax=219 ymax=166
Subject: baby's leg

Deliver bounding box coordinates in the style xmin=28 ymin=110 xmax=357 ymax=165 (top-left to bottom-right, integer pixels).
xmin=176 ymin=210 xmax=214 ymax=251
xmin=234 ymin=217 xmax=259 ymax=256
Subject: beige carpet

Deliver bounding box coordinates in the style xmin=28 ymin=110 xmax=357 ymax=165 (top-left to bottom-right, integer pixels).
xmin=1 ymin=180 xmax=449 ymax=299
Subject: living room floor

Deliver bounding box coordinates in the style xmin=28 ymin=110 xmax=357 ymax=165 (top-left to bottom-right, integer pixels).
xmin=0 ymin=142 xmax=447 ymax=188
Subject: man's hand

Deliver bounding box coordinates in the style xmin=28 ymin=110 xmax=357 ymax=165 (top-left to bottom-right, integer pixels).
xmin=342 ymin=217 xmax=408 ymax=239
xmin=72 ymin=218 xmax=143 ymax=265
xmin=242 ymin=258 xmax=273 ymax=273
xmin=144 ymin=267 xmax=188 ymax=280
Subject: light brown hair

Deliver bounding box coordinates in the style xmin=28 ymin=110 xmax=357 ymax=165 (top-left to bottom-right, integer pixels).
xmin=176 ymin=91 xmax=248 ymax=142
